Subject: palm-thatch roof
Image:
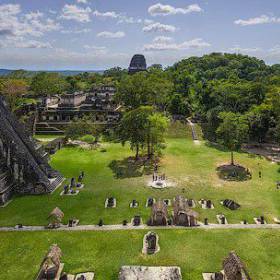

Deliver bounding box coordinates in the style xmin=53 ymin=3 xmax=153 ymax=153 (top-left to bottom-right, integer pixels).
xmin=223 ymin=251 xmax=251 ymax=280
xmin=152 ymin=200 xmax=168 ymax=215
xmin=48 ymin=207 xmax=64 ymax=221
xmin=186 ymin=209 xmax=199 ymax=218
xmin=173 ymin=196 xmax=187 ymax=214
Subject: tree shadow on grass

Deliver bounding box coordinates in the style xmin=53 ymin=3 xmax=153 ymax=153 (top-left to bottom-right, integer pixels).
xmin=109 ymin=157 xmax=154 ymax=179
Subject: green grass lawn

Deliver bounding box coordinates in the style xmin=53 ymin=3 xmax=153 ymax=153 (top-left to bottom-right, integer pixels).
xmin=0 ymin=128 xmax=279 ymax=226
xmin=1 ymin=126 xmax=280 ymax=279
xmin=1 ymin=229 xmax=280 ymax=280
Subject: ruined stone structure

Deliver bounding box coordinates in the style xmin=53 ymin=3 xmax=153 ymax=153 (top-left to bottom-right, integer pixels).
xmin=0 ymin=97 xmax=63 ymax=206
xmin=128 ymin=54 xmax=147 ymax=74
xmin=36 ymin=86 xmax=120 ymax=134
xmin=223 ymin=252 xmax=251 ymax=280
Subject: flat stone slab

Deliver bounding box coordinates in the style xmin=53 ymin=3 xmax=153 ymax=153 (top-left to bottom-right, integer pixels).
xmin=65 ymin=275 xmax=75 ymax=280
xmin=119 ymin=266 xmax=182 ymax=280
xmin=105 ymin=198 xmax=116 ymax=208
xmin=129 ymin=201 xmax=139 ymax=208
xmin=254 ymin=217 xmax=267 ymax=224
xmin=60 ymin=190 xmax=80 ymax=196
xmin=142 ymin=231 xmax=160 ymax=255
xmin=76 ymin=184 xmax=84 ymax=189
xmin=146 ymin=198 xmax=156 ymax=207
xmin=202 ymin=272 xmax=224 ymax=280
xmin=199 ymin=199 xmax=214 ymax=209
xmin=216 ymin=215 xmax=228 ymax=225
xmin=75 ymin=272 xmax=94 ymax=280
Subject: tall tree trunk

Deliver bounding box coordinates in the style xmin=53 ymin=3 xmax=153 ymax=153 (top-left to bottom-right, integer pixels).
xmin=147 ymin=133 xmax=151 ymax=158
xmin=231 ymin=151 xmax=234 ymax=165
xmin=135 ymin=144 xmax=139 ymax=160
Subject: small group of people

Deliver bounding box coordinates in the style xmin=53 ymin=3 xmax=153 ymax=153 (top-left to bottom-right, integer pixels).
xmin=152 ymin=173 xmax=166 ymax=182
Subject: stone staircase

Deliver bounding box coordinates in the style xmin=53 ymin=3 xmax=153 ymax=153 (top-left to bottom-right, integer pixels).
xmin=49 ymin=174 xmax=64 ymax=193
xmin=35 ymin=122 xmax=64 ymax=135
xmin=0 ymin=161 xmax=15 ymax=206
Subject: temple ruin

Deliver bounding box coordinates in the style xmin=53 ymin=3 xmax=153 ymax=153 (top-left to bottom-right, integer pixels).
xmin=0 ymin=96 xmax=63 ymax=206
xmin=128 ymin=54 xmax=147 ymax=74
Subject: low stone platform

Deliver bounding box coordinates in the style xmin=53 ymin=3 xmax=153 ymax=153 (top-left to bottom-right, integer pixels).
xmin=118 ymin=266 xmax=182 ymax=280
xmin=75 ymin=272 xmax=94 ymax=280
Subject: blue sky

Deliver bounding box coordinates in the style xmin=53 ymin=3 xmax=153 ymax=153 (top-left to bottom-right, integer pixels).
xmin=0 ymin=0 xmax=280 ymax=70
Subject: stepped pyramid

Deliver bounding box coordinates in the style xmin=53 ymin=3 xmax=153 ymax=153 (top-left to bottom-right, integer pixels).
xmin=0 ymin=96 xmax=63 ymax=206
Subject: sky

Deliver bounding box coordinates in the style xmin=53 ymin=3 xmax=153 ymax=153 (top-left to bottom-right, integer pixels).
xmin=0 ymin=0 xmax=280 ymax=70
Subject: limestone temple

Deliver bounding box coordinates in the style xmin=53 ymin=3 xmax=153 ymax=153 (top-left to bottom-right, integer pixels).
xmin=36 ymin=85 xmax=120 ymax=135
xmin=0 ymin=96 xmax=63 ymax=206
xmin=128 ymin=54 xmax=147 ymax=74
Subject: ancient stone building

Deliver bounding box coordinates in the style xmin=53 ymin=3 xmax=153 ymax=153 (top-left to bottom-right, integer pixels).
xmin=128 ymin=54 xmax=147 ymax=74
xmin=0 ymin=97 xmax=63 ymax=206
xmin=36 ymin=87 xmax=120 ymax=134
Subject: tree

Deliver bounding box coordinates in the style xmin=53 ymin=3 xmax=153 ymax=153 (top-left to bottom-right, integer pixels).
xmin=216 ymin=112 xmax=249 ymax=165
xmin=30 ymin=72 xmax=68 ymax=96
xmin=148 ymin=112 xmax=169 ymax=157
xmin=117 ymin=106 xmax=169 ymax=159
xmin=116 ymin=71 xmax=173 ymax=111
xmin=117 ymin=106 xmax=152 ymax=159
xmin=65 ymin=116 xmax=101 ymax=140
xmin=0 ymin=79 xmax=28 ymax=110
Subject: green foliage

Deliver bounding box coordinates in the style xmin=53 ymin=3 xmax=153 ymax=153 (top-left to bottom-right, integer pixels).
xmin=0 ymin=79 xmax=28 ymax=110
xmin=65 ymin=116 xmax=100 ymax=140
xmin=117 ymin=106 xmax=169 ymax=158
xmin=216 ymin=112 xmax=249 ymax=164
xmin=30 ymin=72 xmax=68 ymax=96
xmin=80 ymin=134 xmax=95 ymax=144
xmin=116 ymin=71 xmax=173 ymax=110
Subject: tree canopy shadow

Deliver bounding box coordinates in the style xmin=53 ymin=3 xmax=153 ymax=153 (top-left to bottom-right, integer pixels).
xmin=108 ymin=157 xmax=154 ymax=179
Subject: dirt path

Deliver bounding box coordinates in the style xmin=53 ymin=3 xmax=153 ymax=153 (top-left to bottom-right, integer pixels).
xmin=1 ymin=223 xmax=280 ymax=232
xmin=187 ymin=118 xmax=200 ymax=144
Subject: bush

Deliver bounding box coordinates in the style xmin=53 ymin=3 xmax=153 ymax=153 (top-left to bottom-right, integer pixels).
xmin=80 ymin=134 xmax=95 ymax=144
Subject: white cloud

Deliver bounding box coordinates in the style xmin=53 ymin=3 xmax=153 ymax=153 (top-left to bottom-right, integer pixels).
xmin=148 ymin=3 xmax=202 ymax=16
xmin=234 ymin=15 xmax=280 ymax=26
xmin=228 ymin=46 xmax=262 ymax=53
xmin=143 ymin=22 xmax=177 ymax=33
xmin=77 ymin=0 xmax=88 ymax=4
xmin=0 ymin=36 xmax=52 ymax=49
xmin=144 ymin=38 xmax=210 ymax=51
xmin=153 ymin=36 xmax=173 ymax=43
xmin=15 ymin=40 xmax=52 ymax=49
xmin=61 ymin=28 xmax=91 ymax=34
xmin=0 ymin=3 xmax=60 ymax=38
xmin=60 ymin=4 xmax=92 ymax=23
xmin=93 ymin=10 xmax=142 ymax=24
xmin=84 ymin=44 xmax=106 ymax=50
xmin=96 ymin=31 xmax=125 ymax=38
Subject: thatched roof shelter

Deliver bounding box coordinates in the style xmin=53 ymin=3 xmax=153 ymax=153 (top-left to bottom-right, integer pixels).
xmin=48 ymin=207 xmax=64 ymax=222
xmin=173 ymin=196 xmax=187 ymax=215
xmin=150 ymin=200 xmax=168 ymax=226
xmin=223 ymin=251 xmax=251 ymax=280
xmin=152 ymin=200 xmax=168 ymax=216
xmin=186 ymin=209 xmax=199 ymax=219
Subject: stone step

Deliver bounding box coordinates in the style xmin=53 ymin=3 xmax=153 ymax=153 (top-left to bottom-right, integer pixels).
xmin=49 ymin=174 xmax=64 ymax=192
